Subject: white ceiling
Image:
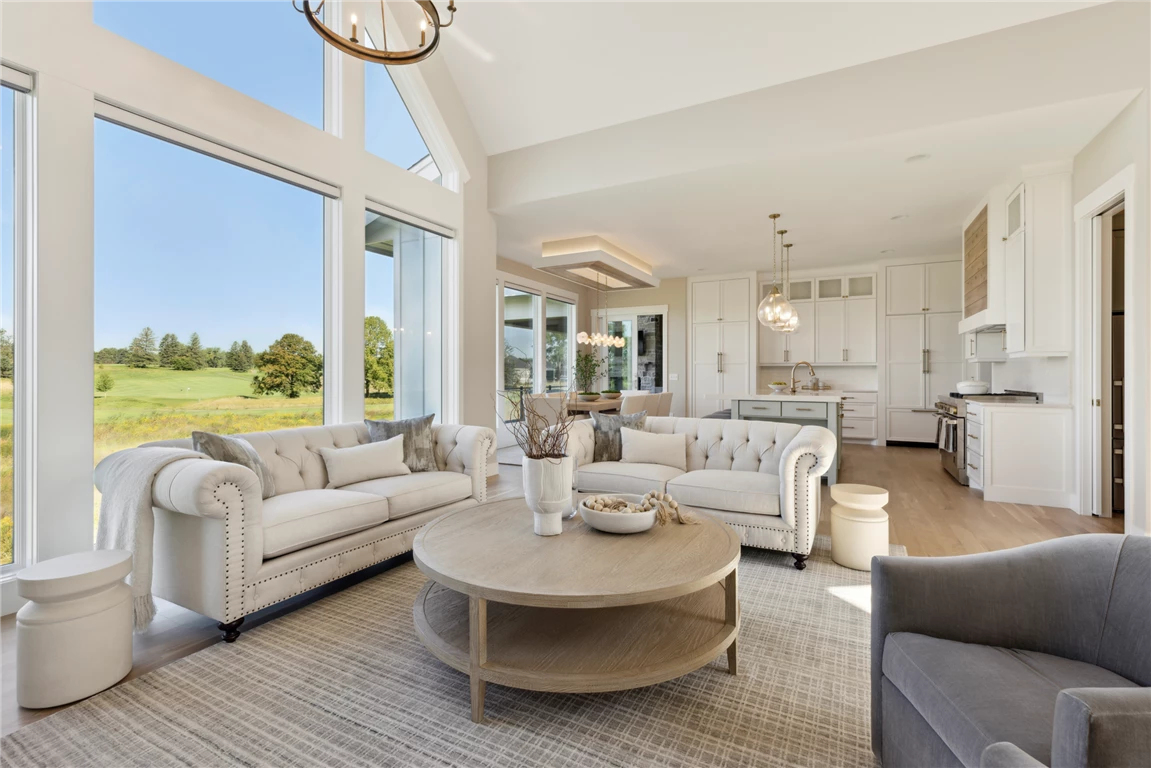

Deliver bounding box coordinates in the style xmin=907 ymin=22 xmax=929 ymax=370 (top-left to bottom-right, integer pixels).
xmin=443 ymin=1 xmax=1099 ymax=155
xmin=463 ymin=2 xmax=1149 ymax=278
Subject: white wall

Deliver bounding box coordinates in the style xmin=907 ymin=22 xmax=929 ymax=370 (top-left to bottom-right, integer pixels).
xmin=990 ymin=357 xmax=1071 ymax=403
xmin=1071 ymin=92 xmax=1150 ymax=535
xmin=0 ymin=2 xmax=497 ymax=612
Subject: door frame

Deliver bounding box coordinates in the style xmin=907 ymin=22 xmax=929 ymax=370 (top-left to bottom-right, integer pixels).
xmin=1074 ymin=165 xmax=1136 ymax=529
xmin=593 ymin=304 xmax=669 ymax=393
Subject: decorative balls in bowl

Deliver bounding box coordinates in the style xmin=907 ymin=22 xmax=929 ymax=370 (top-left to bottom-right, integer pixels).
xmin=600 ymin=390 xmax=621 ymax=400
xmin=769 ymin=381 xmax=789 ymax=393
xmin=579 ymin=494 xmax=655 ymax=534
xmin=578 ymin=392 xmax=601 ymax=402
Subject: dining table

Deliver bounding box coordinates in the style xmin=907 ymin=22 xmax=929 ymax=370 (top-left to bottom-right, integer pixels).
xmin=565 ymin=399 xmax=621 ymax=414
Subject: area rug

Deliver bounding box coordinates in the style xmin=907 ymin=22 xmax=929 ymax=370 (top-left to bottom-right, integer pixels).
xmin=1 ymin=536 xmax=902 ymax=768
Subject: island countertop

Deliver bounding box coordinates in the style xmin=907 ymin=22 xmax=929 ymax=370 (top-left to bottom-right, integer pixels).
xmin=711 ymin=391 xmax=849 ymax=403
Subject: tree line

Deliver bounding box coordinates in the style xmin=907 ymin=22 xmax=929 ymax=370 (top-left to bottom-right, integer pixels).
xmin=93 ymin=317 xmax=396 ymax=399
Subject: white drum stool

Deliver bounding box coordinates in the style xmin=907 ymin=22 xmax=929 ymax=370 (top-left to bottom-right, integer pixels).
xmin=830 ymin=484 xmax=890 ymax=571
xmin=16 ymin=550 xmax=133 ymax=708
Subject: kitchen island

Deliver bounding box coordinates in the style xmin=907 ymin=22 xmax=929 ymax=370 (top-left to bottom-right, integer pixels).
xmin=712 ymin=392 xmax=847 ymax=483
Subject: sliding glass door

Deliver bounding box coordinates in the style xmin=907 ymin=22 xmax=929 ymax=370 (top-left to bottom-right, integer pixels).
xmin=596 ymin=309 xmax=666 ymax=392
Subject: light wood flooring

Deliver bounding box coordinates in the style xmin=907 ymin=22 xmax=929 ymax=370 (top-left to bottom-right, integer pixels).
xmin=0 ymin=443 xmax=1123 ymax=737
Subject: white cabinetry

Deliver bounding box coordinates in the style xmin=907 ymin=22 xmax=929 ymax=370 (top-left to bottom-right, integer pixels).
xmin=884 ymin=261 xmax=963 ymax=443
xmin=964 ymin=330 xmax=1007 ymax=362
xmin=972 ymin=404 xmax=1075 ymax=507
xmin=766 ymin=272 xmax=874 ymax=366
xmin=692 ymin=277 xmax=751 ymax=416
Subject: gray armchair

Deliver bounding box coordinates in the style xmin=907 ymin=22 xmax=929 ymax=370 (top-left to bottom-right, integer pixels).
xmin=871 ymin=534 xmax=1150 ymax=768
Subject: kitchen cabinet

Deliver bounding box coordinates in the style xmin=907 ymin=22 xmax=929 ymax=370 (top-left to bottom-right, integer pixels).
xmin=692 ymin=277 xmax=751 ymax=416
xmin=767 ymin=271 xmax=877 ymax=366
xmin=841 ymin=391 xmax=878 ymax=442
xmin=731 ymin=393 xmax=843 ymax=483
xmin=814 ymin=301 xmax=845 ymax=363
xmin=886 ymin=262 xmax=962 ymax=315
xmin=965 ymin=329 xmax=1007 ymax=362
xmin=972 ymin=404 xmax=1075 ymax=507
xmin=816 ymin=298 xmax=876 ymax=363
xmin=757 ymin=282 xmax=813 ymax=363
xmin=885 ymin=306 xmax=962 ymax=443
xmin=817 ymin=274 xmax=874 ymax=301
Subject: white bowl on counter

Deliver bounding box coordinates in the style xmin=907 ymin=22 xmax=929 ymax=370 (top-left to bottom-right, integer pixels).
xmin=956 ymin=380 xmax=990 ymax=395
xmin=768 ymin=382 xmax=789 ymax=393
xmin=579 ymin=494 xmax=656 ymax=534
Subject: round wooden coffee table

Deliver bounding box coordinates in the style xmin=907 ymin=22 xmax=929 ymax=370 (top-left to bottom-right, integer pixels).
xmin=412 ymin=498 xmax=741 ymax=722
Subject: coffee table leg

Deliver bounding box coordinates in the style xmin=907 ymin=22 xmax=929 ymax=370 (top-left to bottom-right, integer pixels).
xmin=725 ymin=569 xmax=738 ymax=675
xmin=469 ymin=596 xmax=488 ymax=722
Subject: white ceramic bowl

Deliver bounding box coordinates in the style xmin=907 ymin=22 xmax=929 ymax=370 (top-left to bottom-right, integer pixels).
xmin=579 ymin=494 xmax=656 ymax=534
xmin=956 ymin=380 xmax=990 ymax=395
xmin=769 ymin=383 xmax=789 ymax=393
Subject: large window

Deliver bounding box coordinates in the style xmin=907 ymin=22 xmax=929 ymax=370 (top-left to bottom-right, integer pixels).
xmin=94 ymin=119 xmax=325 ymax=519
xmin=94 ymin=2 xmax=324 ymax=129
xmin=502 ymin=287 xmax=537 ymax=394
xmin=364 ymin=210 xmax=443 ymax=422
xmin=496 ymin=277 xmax=576 ymax=397
xmin=1 ymin=85 xmax=19 ymax=566
xmin=545 ymin=299 xmax=574 ymax=392
xmin=364 ymin=32 xmax=441 ymax=183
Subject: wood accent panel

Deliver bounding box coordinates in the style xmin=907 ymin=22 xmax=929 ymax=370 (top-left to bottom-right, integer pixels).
xmin=964 ymin=206 xmax=989 ymax=317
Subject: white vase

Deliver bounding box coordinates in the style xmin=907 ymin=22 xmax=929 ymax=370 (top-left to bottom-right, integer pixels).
xmin=522 ymin=455 xmax=575 ymax=536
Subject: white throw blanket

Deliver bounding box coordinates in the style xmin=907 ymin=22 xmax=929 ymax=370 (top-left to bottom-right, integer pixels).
xmin=96 ymin=447 xmax=204 ymax=630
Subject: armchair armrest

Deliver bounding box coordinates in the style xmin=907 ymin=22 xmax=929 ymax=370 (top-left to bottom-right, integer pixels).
xmin=981 ymin=742 xmax=1047 ymax=768
xmin=1052 ymin=687 xmax=1151 ymax=768
xmin=433 ymin=424 xmax=495 ymax=503
xmin=151 ymin=458 xmax=263 ymax=525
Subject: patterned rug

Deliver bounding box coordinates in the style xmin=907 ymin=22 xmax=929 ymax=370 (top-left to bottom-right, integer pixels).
xmin=2 ymin=536 xmax=902 ymax=767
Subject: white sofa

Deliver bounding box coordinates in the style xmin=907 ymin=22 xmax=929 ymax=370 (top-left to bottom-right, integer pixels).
xmin=94 ymin=422 xmax=494 ymax=641
xmin=565 ymin=417 xmax=836 ymax=568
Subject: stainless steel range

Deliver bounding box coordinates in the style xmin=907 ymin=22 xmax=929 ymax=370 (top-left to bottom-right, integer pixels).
xmin=935 ymin=390 xmax=1042 ymax=485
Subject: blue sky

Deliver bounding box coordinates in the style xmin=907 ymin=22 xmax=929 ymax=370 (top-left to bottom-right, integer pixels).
xmin=91 ymin=2 xmax=430 ymax=352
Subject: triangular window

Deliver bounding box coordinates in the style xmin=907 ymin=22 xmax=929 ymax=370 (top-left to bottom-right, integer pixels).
xmin=364 ymin=32 xmax=441 ymax=184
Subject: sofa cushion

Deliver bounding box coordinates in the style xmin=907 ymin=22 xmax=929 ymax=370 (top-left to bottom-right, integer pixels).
xmin=667 ymin=470 xmax=780 ymax=516
xmin=576 ymin=462 xmax=683 ymax=496
xmin=365 ymin=414 xmax=438 ymax=473
xmin=319 ymin=435 xmax=409 ymax=488
xmin=590 ymin=411 xmax=647 ymax=463
xmin=263 ymin=490 xmax=390 ymax=559
xmin=882 ymin=632 xmax=1139 ymax=767
xmin=621 ymin=427 xmax=687 ymax=471
xmin=192 ymin=431 xmax=276 ymax=499
xmin=340 ymin=471 xmax=472 ymax=519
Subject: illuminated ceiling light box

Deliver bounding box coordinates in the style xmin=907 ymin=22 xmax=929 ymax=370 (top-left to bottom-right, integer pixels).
xmin=538 ymin=236 xmax=660 ymax=291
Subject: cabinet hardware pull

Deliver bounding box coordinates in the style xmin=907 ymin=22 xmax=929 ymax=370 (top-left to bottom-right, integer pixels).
xmin=717 ymin=351 xmax=721 ymax=374
xmin=796 ymin=407 xmax=813 ymax=411
xmin=1114 ymin=478 xmax=1124 ymax=484
xmin=968 ymin=463 xmax=979 ymax=470
xmin=969 ymin=435 xmax=979 ymax=440
xmin=912 ymin=409 xmax=936 ymax=413
xmin=843 ymin=426 xmax=854 ymax=430
xmin=842 ymin=396 xmax=855 ymax=400
xmin=1001 ymin=329 xmax=1006 ymax=351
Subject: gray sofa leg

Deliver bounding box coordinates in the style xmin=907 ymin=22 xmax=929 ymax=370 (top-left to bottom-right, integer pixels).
xmin=218 ymin=618 xmax=244 ymax=643
xmin=792 ymin=553 xmax=808 ymax=571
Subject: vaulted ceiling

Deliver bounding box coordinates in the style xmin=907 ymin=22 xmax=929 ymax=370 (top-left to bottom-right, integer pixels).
xmin=438 ymin=2 xmax=1149 ymax=277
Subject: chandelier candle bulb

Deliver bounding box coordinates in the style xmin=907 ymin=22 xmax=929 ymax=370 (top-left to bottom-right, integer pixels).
xmin=350 ymin=14 xmax=358 ymax=43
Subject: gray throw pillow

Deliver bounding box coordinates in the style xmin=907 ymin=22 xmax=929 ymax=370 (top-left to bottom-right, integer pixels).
xmin=365 ymin=414 xmax=438 ymax=472
xmin=191 ymin=431 xmax=276 ymax=499
xmin=591 ymin=411 xmax=647 ymax=463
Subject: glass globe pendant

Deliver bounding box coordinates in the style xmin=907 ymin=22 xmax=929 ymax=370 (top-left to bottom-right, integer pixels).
xmin=777 ymin=242 xmax=800 ymax=333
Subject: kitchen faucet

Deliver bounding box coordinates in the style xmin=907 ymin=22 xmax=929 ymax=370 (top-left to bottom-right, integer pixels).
xmin=790 ymin=361 xmax=815 ymax=395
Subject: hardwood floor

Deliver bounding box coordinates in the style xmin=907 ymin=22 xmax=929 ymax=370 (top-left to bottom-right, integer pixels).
xmin=0 ymin=443 xmax=1123 ymax=737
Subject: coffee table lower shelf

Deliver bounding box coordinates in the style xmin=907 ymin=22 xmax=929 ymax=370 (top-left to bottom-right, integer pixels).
xmin=413 ymin=579 xmax=738 ymax=721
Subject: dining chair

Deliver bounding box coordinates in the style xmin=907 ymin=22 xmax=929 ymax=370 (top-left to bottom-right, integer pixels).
xmin=526 ymin=393 xmax=566 ymax=428
xmin=619 ymin=394 xmax=652 ymax=416
xmin=656 ymin=391 xmax=673 ymax=417
xmin=620 ymin=389 xmax=649 ymax=397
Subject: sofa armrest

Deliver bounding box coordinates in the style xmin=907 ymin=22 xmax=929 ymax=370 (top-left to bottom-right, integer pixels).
xmin=433 ymin=424 xmax=495 ymax=503
xmin=981 ymin=742 xmax=1047 ymax=768
xmin=777 ymin=425 xmax=836 ymax=549
xmin=151 ymin=458 xmax=263 ymax=525
xmin=1052 ymin=688 xmax=1151 ymax=768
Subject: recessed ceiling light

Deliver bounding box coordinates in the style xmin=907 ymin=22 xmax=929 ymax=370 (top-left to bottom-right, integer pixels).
xmin=905 ymin=154 xmax=931 ymax=163
xmin=890 ymin=214 xmax=909 ymax=221
xmin=880 ymin=249 xmax=894 ymax=254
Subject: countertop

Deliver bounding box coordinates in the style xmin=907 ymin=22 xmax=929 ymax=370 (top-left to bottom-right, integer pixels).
xmin=966 ymin=401 xmax=1072 ymax=410
xmin=715 ymin=391 xmax=849 ymax=403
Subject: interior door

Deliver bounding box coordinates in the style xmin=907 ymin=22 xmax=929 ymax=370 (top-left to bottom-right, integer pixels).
xmin=926 ymin=262 xmax=963 ymax=313
xmin=845 ymin=298 xmax=876 ymax=363
xmin=693 ymin=280 xmax=721 ymax=323
xmin=692 ymin=323 xmax=722 ymax=416
xmin=886 ymin=264 xmax=926 ymax=315
xmin=787 ymin=301 xmax=815 ymax=363
xmin=815 ymin=300 xmax=846 ymax=363
xmin=926 ymin=312 xmax=963 ymax=403
xmin=886 ymin=315 xmax=926 ymax=408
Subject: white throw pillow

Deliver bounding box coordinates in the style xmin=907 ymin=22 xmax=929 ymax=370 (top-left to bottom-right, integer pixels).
xmin=320 ymin=435 xmax=410 ymax=488
xmin=620 ymin=427 xmax=687 ymax=472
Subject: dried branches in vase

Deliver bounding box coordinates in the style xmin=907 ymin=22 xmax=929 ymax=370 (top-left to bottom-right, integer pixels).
xmin=495 ymin=390 xmax=579 ymax=459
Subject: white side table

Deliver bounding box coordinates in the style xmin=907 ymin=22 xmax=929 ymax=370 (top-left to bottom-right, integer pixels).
xmin=830 ymin=484 xmax=890 ymax=571
xmin=16 ymin=550 xmax=133 ymax=709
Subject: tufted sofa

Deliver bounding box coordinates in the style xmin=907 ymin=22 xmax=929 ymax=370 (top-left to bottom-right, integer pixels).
xmin=563 ymin=417 xmax=836 ymax=568
xmin=95 ymin=422 xmax=494 ymax=641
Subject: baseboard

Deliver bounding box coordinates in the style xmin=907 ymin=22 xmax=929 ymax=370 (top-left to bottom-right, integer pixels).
xmin=984 ymin=486 xmax=1076 ymax=510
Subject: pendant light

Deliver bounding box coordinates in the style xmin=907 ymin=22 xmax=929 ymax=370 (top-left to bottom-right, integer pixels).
xmin=757 ymin=214 xmax=796 ymax=331
xmin=576 ymin=270 xmax=627 ymax=348
xmin=778 ymin=243 xmax=800 ymax=333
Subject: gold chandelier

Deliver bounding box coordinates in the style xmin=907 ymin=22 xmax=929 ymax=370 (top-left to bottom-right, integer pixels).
xmin=294 ymin=1 xmax=457 ymax=66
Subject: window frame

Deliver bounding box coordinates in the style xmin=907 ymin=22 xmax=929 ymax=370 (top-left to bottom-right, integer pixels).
xmin=1 ymin=67 xmax=34 ymax=578
xmin=494 ymin=272 xmax=578 ymax=397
